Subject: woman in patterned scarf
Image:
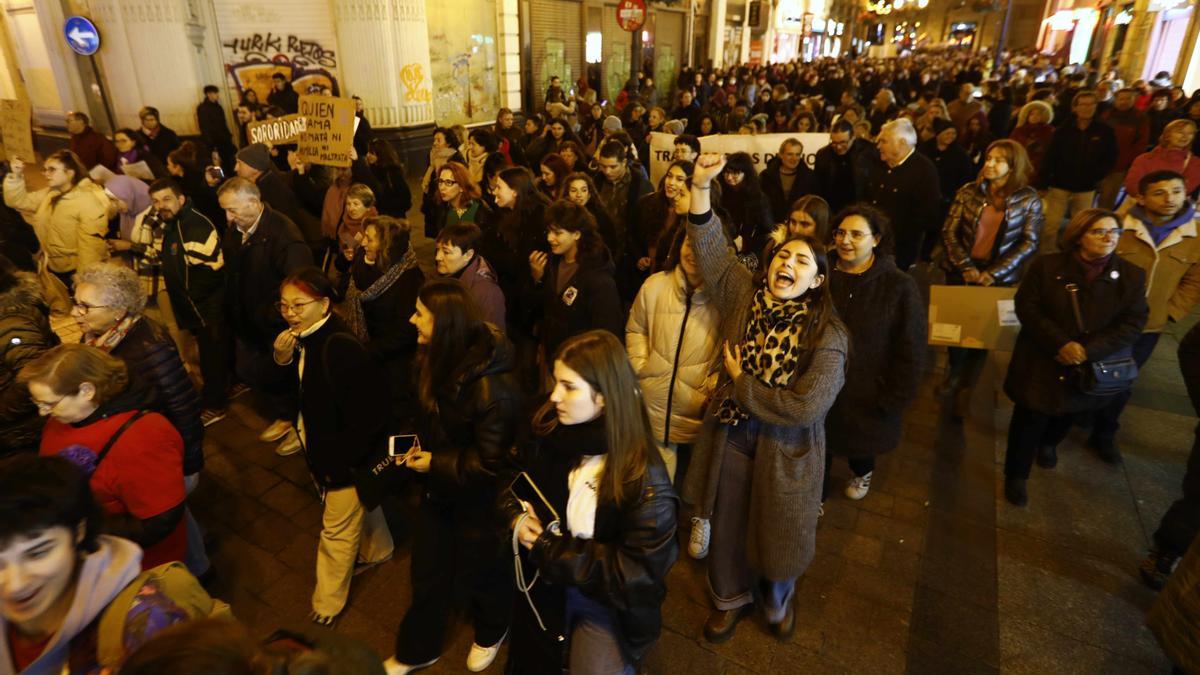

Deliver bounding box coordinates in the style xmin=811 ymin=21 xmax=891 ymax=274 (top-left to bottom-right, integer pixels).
xmin=680 ymin=153 xmax=848 ymax=645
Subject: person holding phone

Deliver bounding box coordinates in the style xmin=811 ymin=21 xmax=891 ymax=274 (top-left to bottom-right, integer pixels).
xmin=271 ymin=267 xmax=394 ymax=627
xmin=385 ymin=278 xmax=521 ymax=675
xmin=501 ymin=330 xmax=678 ymax=674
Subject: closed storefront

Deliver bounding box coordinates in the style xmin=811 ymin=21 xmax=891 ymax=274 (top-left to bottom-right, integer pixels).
xmin=652 ymin=8 xmax=685 ymax=104
xmin=602 ymin=4 xmax=634 ymax=102
xmin=529 ymin=0 xmax=584 ymax=109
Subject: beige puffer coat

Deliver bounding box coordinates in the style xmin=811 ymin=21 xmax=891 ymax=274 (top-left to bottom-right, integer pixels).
xmin=4 ymin=174 xmax=110 ymax=273
xmin=626 ymin=266 xmax=722 ymax=446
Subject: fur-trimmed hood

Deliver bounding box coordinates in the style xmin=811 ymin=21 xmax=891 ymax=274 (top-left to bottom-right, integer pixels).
xmin=0 ymin=271 xmax=46 ymax=316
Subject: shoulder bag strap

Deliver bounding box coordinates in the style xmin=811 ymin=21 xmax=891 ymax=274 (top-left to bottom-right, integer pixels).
xmin=94 ymin=410 xmax=149 ymax=468
xmin=1065 ymin=282 xmax=1086 ymax=335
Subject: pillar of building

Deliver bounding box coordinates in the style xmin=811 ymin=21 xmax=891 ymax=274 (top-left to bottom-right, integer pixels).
xmin=1115 ymin=0 xmax=1153 ymax=82
xmin=87 ymin=0 xmax=219 ymax=135
xmin=497 ymin=0 xmax=522 ymax=111
xmin=332 ymin=0 xmax=434 ymax=128
xmin=708 ymin=0 xmax=728 ymax=68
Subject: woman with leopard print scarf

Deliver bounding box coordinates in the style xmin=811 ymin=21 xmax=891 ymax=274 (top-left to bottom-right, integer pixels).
xmin=680 ymin=153 xmax=849 ymax=645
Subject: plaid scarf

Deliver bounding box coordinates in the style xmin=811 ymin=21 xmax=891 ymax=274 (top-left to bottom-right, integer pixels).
xmin=716 ymin=290 xmax=810 ymax=425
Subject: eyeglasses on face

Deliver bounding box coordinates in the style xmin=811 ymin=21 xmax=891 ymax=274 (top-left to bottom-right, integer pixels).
xmin=31 ymin=393 xmax=68 ymax=411
xmin=71 ymin=299 xmax=111 ymax=313
xmin=1087 ymin=228 xmax=1123 ymax=239
xmin=833 ymin=229 xmax=870 ymax=242
xmin=276 ymin=299 xmax=319 ymax=315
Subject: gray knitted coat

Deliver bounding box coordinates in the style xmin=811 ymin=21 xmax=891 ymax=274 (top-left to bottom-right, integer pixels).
xmin=681 ymin=210 xmax=848 ymax=580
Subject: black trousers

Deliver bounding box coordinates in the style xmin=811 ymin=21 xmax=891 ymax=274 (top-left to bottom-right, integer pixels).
xmin=1004 ymin=404 xmax=1074 ymax=480
xmin=822 ymin=452 xmax=876 ymax=501
xmin=191 ymin=321 xmax=230 ymax=410
xmin=1153 ymin=324 xmax=1200 ymax=556
xmin=1091 ymin=331 xmax=1162 ymax=442
xmin=393 ymin=500 xmax=513 ymax=664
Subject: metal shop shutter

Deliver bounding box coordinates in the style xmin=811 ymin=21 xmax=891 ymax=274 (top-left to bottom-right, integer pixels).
xmin=531 ymin=0 xmax=584 ymax=109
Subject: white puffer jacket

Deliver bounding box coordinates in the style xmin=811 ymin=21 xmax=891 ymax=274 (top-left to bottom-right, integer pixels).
xmin=626 ymin=266 xmax=722 ymax=445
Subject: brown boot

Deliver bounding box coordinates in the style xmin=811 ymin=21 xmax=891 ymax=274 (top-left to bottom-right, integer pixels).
xmin=703 ymin=605 xmax=751 ymax=644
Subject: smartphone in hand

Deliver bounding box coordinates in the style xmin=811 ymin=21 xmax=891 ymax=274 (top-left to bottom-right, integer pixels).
xmin=388 ymin=434 xmax=420 ymax=462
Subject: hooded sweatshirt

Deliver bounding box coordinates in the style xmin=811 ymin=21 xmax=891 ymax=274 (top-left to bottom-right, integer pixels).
xmin=104 ymin=176 xmax=153 ymax=242
xmin=0 ymin=536 xmax=142 ymax=675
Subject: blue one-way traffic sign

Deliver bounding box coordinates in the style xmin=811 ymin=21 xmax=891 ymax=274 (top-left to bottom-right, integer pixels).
xmin=63 ymin=16 xmax=100 ymax=56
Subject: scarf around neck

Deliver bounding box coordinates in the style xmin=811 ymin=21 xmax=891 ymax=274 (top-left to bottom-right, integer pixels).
xmin=343 ymin=247 xmax=418 ymax=341
xmin=85 ymin=315 xmax=139 ymax=352
xmin=717 ymin=289 xmax=810 ymax=425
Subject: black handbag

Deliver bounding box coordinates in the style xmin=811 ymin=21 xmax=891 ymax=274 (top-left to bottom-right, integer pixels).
xmin=1065 ymin=282 xmax=1139 ymax=396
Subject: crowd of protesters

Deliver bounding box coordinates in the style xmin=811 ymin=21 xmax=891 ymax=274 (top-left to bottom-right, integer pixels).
xmin=0 ymin=51 xmax=1198 ymax=674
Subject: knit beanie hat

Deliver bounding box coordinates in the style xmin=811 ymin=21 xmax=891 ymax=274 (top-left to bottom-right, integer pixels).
xmin=663 ymin=119 xmax=686 ymax=135
xmin=236 ymin=143 xmax=272 ymax=172
xmin=603 ymin=115 xmax=623 ymax=133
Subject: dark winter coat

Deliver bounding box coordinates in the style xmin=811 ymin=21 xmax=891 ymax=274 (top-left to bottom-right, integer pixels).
xmin=420 ymin=329 xmax=521 ymax=521
xmin=196 ymin=99 xmax=233 ymax=148
xmin=865 ymin=151 xmax=942 ymax=268
xmin=1004 ymin=252 xmax=1148 ymax=416
xmin=941 ymin=182 xmax=1043 ymax=286
xmin=108 ymin=317 xmax=205 ymax=475
xmin=222 ymin=205 xmax=313 ymax=348
xmin=337 ymin=250 xmax=424 ymax=425
xmin=255 ymin=170 xmax=322 ymax=248
xmin=370 ymin=164 xmax=413 ymax=217
xmin=139 ymin=126 xmax=181 ymax=165
xmin=287 ymin=314 xmax=389 ymax=489
xmin=480 ymin=198 xmax=549 ymax=335
xmin=825 ymin=255 xmax=926 ymax=456
xmin=760 ymin=156 xmax=816 ymax=224
xmin=159 ymin=202 xmax=225 ymax=332
xmin=454 ymin=254 xmax=507 ymax=333
xmin=813 ymin=138 xmax=876 ymax=214
xmin=1037 ymin=120 xmax=1118 ymax=192
xmin=917 ymin=139 xmax=977 ymax=217
xmin=500 ymin=422 xmax=678 ymax=671
xmin=532 ymin=248 xmax=625 ymax=357
xmin=0 ymin=274 xmax=59 ymax=457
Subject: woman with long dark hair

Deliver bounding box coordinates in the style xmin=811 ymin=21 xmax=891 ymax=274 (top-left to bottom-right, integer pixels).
xmin=561 ymin=171 xmax=619 ymax=256
xmin=939 ymin=140 xmax=1042 ymax=418
xmin=502 ymin=330 xmax=678 ymax=674
xmin=537 ymin=153 xmax=571 ymax=199
xmin=682 ymin=153 xmax=847 ymax=643
xmin=386 ymin=278 xmax=521 ymax=674
xmin=527 ymin=200 xmax=624 ymax=361
xmin=271 ymin=268 xmax=393 ymax=626
xmin=718 ymin=152 xmax=774 ymax=267
xmin=634 ymin=159 xmax=695 ymax=274
xmin=482 ymin=167 xmax=550 ymax=311
xmin=367 ymin=138 xmax=413 ymax=217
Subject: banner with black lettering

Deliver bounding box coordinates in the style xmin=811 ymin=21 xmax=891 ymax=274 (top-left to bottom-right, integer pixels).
xmin=648 ymin=132 xmax=830 ymax=185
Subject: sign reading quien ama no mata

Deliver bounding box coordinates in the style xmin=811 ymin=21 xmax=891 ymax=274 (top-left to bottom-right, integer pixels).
xmin=296 ymin=95 xmax=355 ymax=167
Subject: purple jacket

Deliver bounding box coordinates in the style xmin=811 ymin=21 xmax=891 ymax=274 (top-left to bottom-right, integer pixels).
xmin=458 ymin=255 xmax=507 ymax=333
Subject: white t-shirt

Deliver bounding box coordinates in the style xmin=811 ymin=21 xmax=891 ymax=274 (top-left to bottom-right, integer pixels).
xmin=566 ymin=455 xmax=606 ymax=540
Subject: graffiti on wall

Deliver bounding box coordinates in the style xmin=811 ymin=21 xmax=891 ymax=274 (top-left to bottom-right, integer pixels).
xmin=222 ymin=32 xmax=341 ymax=106
xmin=427 ymin=30 xmax=499 ymax=126
xmin=399 ymin=64 xmax=432 ymax=103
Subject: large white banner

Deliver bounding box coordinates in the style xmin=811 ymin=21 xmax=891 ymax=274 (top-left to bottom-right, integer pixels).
xmin=648 ymin=132 xmax=831 ymax=185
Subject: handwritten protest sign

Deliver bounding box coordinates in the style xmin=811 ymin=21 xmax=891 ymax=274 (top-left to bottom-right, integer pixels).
xmin=649 ymin=132 xmax=829 ymax=184
xmin=0 ymin=99 xmax=35 ymax=163
xmin=247 ymin=114 xmax=307 ymax=146
xmin=296 ymin=95 xmax=354 ymax=167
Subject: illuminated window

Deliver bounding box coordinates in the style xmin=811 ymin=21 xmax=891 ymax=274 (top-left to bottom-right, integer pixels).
xmin=586 ymin=32 xmax=602 ymax=63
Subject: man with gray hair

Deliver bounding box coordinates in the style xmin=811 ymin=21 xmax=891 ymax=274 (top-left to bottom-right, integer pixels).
xmin=867 ymin=118 xmax=942 ymax=271
xmin=218 ymin=177 xmax=312 ymax=455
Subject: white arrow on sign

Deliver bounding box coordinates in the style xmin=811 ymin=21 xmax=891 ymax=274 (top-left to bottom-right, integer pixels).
xmin=68 ymin=27 xmax=96 ymax=48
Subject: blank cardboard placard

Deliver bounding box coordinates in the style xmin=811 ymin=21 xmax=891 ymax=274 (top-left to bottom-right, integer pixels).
xmin=296 ymin=95 xmax=354 ymax=167
xmin=0 ymin=99 xmax=35 ymax=163
xmin=928 ymin=285 xmax=1020 ymax=351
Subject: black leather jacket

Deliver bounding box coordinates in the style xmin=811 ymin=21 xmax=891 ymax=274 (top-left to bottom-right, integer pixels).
xmin=941 ymin=182 xmax=1043 ymax=286
xmin=501 ymin=433 xmax=678 ymax=668
xmin=0 ymin=275 xmax=59 ymax=456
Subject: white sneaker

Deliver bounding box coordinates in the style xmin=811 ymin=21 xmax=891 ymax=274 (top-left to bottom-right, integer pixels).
xmin=688 ymin=517 xmax=710 ymax=559
xmin=275 ymin=428 xmax=302 ymax=456
xmin=466 ymin=630 xmax=506 ymax=672
xmin=383 ymin=656 xmax=439 ymax=675
xmin=260 ymin=419 xmax=292 ymax=442
xmin=844 ymin=472 xmax=872 ymax=501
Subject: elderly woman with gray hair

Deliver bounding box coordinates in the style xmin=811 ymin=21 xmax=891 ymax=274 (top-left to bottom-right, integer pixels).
xmin=70 ymin=261 xmax=209 ymax=576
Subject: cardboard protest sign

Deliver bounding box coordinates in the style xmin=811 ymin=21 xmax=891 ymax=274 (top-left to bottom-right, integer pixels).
xmin=296 ymin=95 xmax=355 ymax=167
xmin=0 ymin=99 xmax=35 ymax=163
xmin=928 ymin=285 xmax=1019 ymax=351
xmin=247 ymin=114 xmax=308 ymax=146
xmin=649 ymin=132 xmax=829 ymax=184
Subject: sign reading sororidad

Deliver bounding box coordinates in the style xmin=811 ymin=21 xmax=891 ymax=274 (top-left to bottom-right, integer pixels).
xmin=296 ymin=95 xmax=355 ymax=167
xmin=616 ymin=0 xmax=647 ymax=32
xmin=648 ymin=131 xmax=829 ymax=185
xmin=246 ymin=114 xmax=307 ymax=146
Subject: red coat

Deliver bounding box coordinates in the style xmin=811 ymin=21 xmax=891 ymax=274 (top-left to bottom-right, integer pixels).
xmin=40 ymin=409 xmax=187 ymax=570
xmin=1125 ymin=146 xmax=1200 ymax=198
xmin=70 ymin=127 xmax=120 ymax=172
